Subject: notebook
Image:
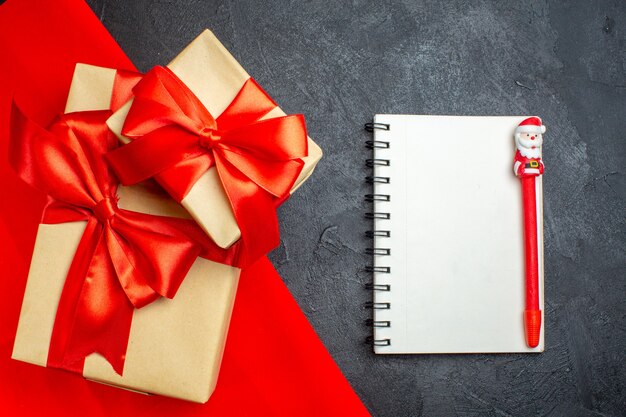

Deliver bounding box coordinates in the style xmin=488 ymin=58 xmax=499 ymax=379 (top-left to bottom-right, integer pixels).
xmin=366 ymin=115 xmax=544 ymax=353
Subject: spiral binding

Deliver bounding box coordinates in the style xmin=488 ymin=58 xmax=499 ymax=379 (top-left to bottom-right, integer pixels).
xmin=364 ymin=301 xmax=390 ymax=309
xmin=364 ymin=283 xmax=391 ymax=291
xmin=364 ymin=121 xmax=392 ymax=348
xmin=365 ymin=194 xmax=390 ymax=202
xmin=364 ymin=212 xmax=390 ymax=220
xmin=366 ymin=158 xmax=390 ymax=167
xmin=365 ymin=248 xmax=391 ymax=256
xmin=365 ymin=336 xmax=391 ymax=346
xmin=365 ymin=266 xmax=391 ymax=273
xmin=365 ymin=140 xmax=390 ymax=149
xmin=365 ymin=230 xmax=390 ymax=238
xmin=364 ymin=122 xmax=390 ymax=132
xmin=365 ymin=176 xmax=390 ymax=184
xmin=365 ymin=319 xmax=391 ymax=328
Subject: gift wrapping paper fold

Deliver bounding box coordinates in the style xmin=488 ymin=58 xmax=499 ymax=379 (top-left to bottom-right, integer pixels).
xmin=107 ymin=30 xmax=323 ymax=249
xmin=11 ymin=63 xmax=240 ymax=404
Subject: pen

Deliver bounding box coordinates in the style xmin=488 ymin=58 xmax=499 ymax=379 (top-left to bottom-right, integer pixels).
xmin=513 ymin=117 xmax=545 ymax=348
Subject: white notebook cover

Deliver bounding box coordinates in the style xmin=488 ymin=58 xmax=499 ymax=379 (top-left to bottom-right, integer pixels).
xmin=371 ymin=115 xmax=544 ymax=354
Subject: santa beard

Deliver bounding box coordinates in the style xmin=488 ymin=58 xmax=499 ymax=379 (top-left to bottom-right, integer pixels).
xmin=517 ymin=145 xmax=541 ymax=158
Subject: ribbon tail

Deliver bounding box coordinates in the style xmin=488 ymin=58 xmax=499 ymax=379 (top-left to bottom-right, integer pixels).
xmin=216 ymin=157 xmax=280 ymax=266
xmin=47 ymin=218 xmax=100 ymax=373
xmin=110 ymin=69 xmax=143 ymax=112
xmin=9 ymin=102 xmax=59 ymax=189
xmin=47 ymin=218 xmax=133 ymax=375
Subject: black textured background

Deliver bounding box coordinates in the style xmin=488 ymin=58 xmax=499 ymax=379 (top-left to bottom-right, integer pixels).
xmin=83 ymin=1 xmax=625 ymax=416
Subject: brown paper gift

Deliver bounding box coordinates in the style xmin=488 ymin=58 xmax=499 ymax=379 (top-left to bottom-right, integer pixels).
xmin=11 ymin=63 xmax=239 ymax=404
xmin=107 ymin=30 xmax=323 ymax=249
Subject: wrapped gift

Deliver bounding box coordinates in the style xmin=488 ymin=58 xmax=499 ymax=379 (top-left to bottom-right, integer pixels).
xmin=106 ymin=30 xmax=323 ymax=259
xmin=11 ymin=63 xmax=240 ymax=403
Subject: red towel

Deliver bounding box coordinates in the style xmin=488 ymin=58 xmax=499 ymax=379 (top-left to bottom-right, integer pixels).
xmin=0 ymin=1 xmax=370 ymax=415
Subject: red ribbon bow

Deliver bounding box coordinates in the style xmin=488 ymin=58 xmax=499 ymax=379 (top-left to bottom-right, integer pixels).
xmin=9 ymin=104 xmax=223 ymax=376
xmin=106 ymin=66 xmax=309 ymax=265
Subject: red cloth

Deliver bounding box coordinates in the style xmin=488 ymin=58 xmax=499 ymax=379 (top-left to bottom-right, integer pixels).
xmin=0 ymin=1 xmax=370 ymax=416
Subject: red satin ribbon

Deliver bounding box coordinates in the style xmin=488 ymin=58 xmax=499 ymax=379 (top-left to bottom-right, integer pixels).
xmin=8 ymin=101 xmax=229 ymax=376
xmin=105 ymin=66 xmax=308 ymax=265
xmin=110 ymin=69 xmax=143 ymax=112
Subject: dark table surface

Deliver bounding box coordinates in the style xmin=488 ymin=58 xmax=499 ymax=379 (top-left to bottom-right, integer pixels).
xmin=84 ymin=1 xmax=625 ymax=416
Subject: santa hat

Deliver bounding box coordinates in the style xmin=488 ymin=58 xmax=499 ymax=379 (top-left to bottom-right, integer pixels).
xmin=515 ymin=116 xmax=546 ymax=135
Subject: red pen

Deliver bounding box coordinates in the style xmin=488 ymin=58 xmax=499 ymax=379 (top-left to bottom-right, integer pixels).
xmin=513 ymin=117 xmax=545 ymax=348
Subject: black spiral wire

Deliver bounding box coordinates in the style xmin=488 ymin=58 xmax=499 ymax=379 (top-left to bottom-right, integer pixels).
xmin=364 ymin=122 xmax=392 ymax=347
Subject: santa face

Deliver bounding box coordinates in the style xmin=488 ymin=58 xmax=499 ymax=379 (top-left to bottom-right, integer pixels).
xmin=516 ymin=131 xmax=543 ymax=149
xmin=515 ymin=132 xmax=542 ymax=158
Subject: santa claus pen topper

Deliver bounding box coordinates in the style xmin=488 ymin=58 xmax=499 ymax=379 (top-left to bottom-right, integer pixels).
xmin=513 ymin=117 xmax=545 ymax=348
